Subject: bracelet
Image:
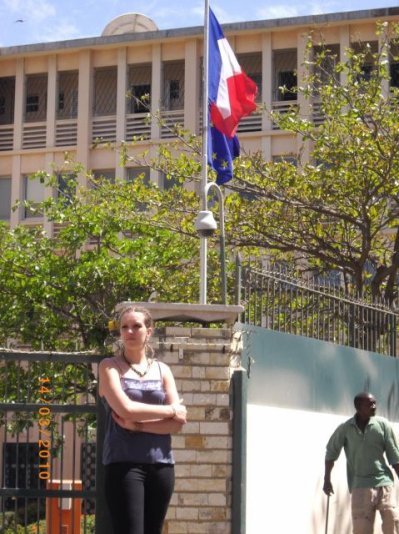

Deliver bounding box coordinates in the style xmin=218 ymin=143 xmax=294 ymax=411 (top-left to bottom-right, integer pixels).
xmin=171 ymin=405 xmax=177 ymax=418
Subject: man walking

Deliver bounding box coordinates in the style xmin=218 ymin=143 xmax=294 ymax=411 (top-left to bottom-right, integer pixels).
xmin=323 ymin=392 xmax=399 ymax=533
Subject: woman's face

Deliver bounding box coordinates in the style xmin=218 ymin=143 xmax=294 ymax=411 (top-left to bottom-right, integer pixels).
xmin=120 ymin=311 xmax=152 ymax=349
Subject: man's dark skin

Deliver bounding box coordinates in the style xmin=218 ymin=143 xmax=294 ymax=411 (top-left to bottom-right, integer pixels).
xmin=323 ymin=392 xmax=399 ymax=496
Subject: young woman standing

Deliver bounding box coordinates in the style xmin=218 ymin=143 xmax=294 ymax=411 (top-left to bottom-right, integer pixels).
xmin=99 ymin=305 xmax=187 ymax=534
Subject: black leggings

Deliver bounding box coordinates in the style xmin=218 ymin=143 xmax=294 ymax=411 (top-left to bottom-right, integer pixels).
xmin=104 ymin=462 xmax=175 ymax=534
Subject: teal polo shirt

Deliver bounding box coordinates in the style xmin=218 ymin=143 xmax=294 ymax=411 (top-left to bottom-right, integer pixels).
xmin=325 ymin=415 xmax=399 ymax=492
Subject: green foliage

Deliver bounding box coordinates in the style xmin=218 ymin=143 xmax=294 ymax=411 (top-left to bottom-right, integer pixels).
xmin=0 ymin=170 xmax=206 ymax=351
xmin=0 ymin=513 xmax=95 ymax=533
xmin=224 ymin=26 xmax=399 ymax=303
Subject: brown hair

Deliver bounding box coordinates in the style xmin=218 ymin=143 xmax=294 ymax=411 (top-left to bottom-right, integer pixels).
xmin=114 ymin=305 xmax=155 ymax=359
xmin=117 ymin=305 xmax=154 ymax=330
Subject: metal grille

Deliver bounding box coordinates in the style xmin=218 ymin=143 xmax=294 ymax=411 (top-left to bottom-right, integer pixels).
xmin=0 ymin=77 xmax=15 ymax=125
xmin=0 ymin=126 xmax=13 ymax=151
xmin=57 ymin=71 xmax=78 ymax=119
xmin=25 ymin=74 xmax=47 ymax=122
xmin=93 ymin=67 xmax=117 ymax=116
xmin=162 ymin=61 xmax=185 ymax=111
xmin=238 ymin=260 xmax=398 ymax=356
xmin=272 ymin=49 xmax=297 ymax=102
xmin=0 ymin=351 xmax=102 ymax=534
xmin=128 ymin=64 xmax=151 ymax=113
xmin=237 ymin=53 xmax=262 ymax=101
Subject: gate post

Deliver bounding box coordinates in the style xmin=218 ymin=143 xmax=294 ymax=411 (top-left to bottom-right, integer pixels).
xmin=231 ymin=369 xmax=247 ymax=534
xmin=95 ymin=394 xmax=113 ymax=534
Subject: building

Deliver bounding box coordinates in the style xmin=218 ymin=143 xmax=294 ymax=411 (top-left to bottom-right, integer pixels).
xmin=1 ymin=7 xmax=399 ymax=296
xmin=1 ymin=7 xmax=399 ymax=235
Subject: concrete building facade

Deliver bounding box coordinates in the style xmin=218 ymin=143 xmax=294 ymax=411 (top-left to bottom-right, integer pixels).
xmin=1 ymin=7 xmax=399 ymax=235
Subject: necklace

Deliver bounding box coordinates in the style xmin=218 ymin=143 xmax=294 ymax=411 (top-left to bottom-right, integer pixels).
xmin=122 ymin=354 xmax=152 ymax=377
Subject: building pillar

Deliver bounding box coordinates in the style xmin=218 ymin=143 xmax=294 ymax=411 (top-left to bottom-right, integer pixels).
xmin=46 ymin=55 xmax=57 ymax=149
xmin=77 ymin=49 xmax=92 ymax=187
xmin=116 ymin=47 xmax=127 ymax=181
xmin=184 ymin=39 xmax=199 ymax=134
xmin=10 ymin=58 xmax=24 ymax=227
xmin=10 ymin=154 xmax=22 ymax=228
xmin=379 ymin=23 xmax=390 ymax=98
xmin=13 ymin=58 xmax=24 ymax=152
xmin=150 ymin=44 xmax=162 ymax=186
xmin=296 ymin=31 xmax=311 ymax=164
xmin=339 ymin=25 xmax=350 ymax=86
xmin=261 ymin=33 xmax=272 ymax=161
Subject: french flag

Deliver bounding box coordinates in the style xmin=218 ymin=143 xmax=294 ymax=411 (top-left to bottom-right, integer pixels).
xmin=208 ymin=8 xmax=258 ymax=184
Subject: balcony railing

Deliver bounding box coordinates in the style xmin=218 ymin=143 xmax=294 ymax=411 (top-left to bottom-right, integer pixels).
xmin=237 ymin=112 xmax=262 ymax=133
xmin=160 ymin=110 xmax=184 ymax=139
xmin=55 ymin=119 xmax=78 ymax=147
xmin=92 ymin=116 xmax=117 ymax=144
xmin=22 ymin=122 xmax=46 ymax=149
xmin=312 ymin=100 xmax=325 ymax=125
xmin=271 ymin=100 xmax=298 ymax=130
xmin=0 ymin=125 xmax=14 ymax=151
xmin=125 ymin=112 xmax=151 ymax=141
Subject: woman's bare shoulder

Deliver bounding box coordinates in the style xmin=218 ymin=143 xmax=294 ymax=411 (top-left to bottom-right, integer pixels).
xmin=99 ymin=356 xmax=120 ymax=371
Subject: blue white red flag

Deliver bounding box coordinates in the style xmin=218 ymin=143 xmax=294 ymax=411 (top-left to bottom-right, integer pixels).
xmin=208 ymin=8 xmax=258 ymax=184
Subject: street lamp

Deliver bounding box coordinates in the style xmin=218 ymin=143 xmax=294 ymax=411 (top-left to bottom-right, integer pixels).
xmin=195 ymin=182 xmax=227 ymax=305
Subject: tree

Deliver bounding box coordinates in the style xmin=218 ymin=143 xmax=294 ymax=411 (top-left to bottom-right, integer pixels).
xmin=0 ymin=165 xmax=216 ymax=351
xmin=221 ymin=24 xmax=399 ymax=304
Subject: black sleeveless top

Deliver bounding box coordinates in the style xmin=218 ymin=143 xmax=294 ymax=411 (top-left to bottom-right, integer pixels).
xmin=102 ymin=361 xmax=174 ymax=465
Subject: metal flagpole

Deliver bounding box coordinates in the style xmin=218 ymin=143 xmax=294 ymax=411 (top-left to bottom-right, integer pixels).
xmin=199 ymin=0 xmax=210 ymax=304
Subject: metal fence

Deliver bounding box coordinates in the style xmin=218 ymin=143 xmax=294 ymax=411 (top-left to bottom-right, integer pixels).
xmin=237 ymin=259 xmax=398 ymax=357
xmin=0 ymin=351 xmax=107 ymax=534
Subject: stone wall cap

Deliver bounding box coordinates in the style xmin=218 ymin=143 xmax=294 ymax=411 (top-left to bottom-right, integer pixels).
xmin=114 ymin=302 xmax=243 ymax=325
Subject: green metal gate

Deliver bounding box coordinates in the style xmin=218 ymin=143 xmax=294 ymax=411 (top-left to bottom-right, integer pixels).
xmin=0 ymin=350 xmax=111 ymax=534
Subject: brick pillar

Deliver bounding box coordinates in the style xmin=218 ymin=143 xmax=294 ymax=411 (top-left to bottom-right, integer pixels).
xmin=152 ymin=325 xmax=241 ymax=534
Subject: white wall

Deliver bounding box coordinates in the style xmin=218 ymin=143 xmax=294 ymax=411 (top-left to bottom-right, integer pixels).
xmin=246 ymin=405 xmax=399 ymax=534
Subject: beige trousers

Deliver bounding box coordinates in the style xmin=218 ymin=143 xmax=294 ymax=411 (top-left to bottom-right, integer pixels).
xmin=351 ymin=486 xmax=399 ymax=534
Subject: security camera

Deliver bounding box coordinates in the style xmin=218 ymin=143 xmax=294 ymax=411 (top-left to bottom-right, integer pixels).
xmin=195 ymin=210 xmax=217 ymax=237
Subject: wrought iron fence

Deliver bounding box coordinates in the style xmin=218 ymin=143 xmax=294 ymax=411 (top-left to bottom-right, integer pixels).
xmin=237 ymin=259 xmax=398 ymax=357
xmin=0 ymin=351 xmax=107 ymax=534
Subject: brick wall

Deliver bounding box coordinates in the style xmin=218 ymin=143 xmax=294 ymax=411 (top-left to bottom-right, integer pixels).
xmin=152 ymin=326 xmax=240 ymax=534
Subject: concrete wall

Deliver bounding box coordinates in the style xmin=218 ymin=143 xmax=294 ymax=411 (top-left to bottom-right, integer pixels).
xmin=151 ymin=325 xmax=240 ymax=534
xmin=241 ymin=325 xmax=399 ymax=534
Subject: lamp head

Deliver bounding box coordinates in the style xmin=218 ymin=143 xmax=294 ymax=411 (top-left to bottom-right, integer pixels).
xmin=195 ymin=210 xmax=217 ymax=237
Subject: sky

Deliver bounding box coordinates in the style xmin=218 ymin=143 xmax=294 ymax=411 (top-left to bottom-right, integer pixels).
xmin=0 ymin=0 xmax=398 ymax=48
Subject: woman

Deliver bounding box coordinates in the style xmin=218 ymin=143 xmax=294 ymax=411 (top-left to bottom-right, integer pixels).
xmin=99 ymin=305 xmax=187 ymax=534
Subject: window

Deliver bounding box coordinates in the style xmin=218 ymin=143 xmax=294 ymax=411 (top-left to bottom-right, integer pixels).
xmin=128 ymin=64 xmax=152 ymax=113
xmin=57 ymin=71 xmax=78 ymax=119
xmin=57 ymin=173 xmax=76 ymax=204
xmin=273 ymin=155 xmax=298 ymax=166
xmin=162 ymin=61 xmax=184 ymax=110
xmin=0 ymin=177 xmax=11 ymax=220
xmin=26 ymin=95 xmax=39 ymax=113
xmin=169 ymin=80 xmax=180 ymax=101
xmin=161 ymin=172 xmax=181 ymax=190
xmin=126 ymin=167 xmax=151 ymax=211
xmin=24 ymin=175 xmax=45 ymax=218
xmin=126 ymin=167 xmax=150 ymax=184
xmin=58 ymin=92 xmax=65 ymax=111
xmin=273 ymin=49 xmax=297 ymax=101
xmin=352 ymin=41 xmax=378 ymax=83
xmin=237 ymin=53 xmax=262 ymax=101
xmin=313 ymin=44 xmax=340 ymax=87
xmin=277 ymin=71 xmax=297 ymax=101
xmin=94 ymin=67 xmax=117 ymax=116
xmin=0 ymin=76 xmax=15 ymax=124
xmin=130 ymin=84 xmax=151 ymax=113
xmin=92 ymin=169 xmax=115 ymax=183
xmin=390 ymin=63 xmax=399 ymax=88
